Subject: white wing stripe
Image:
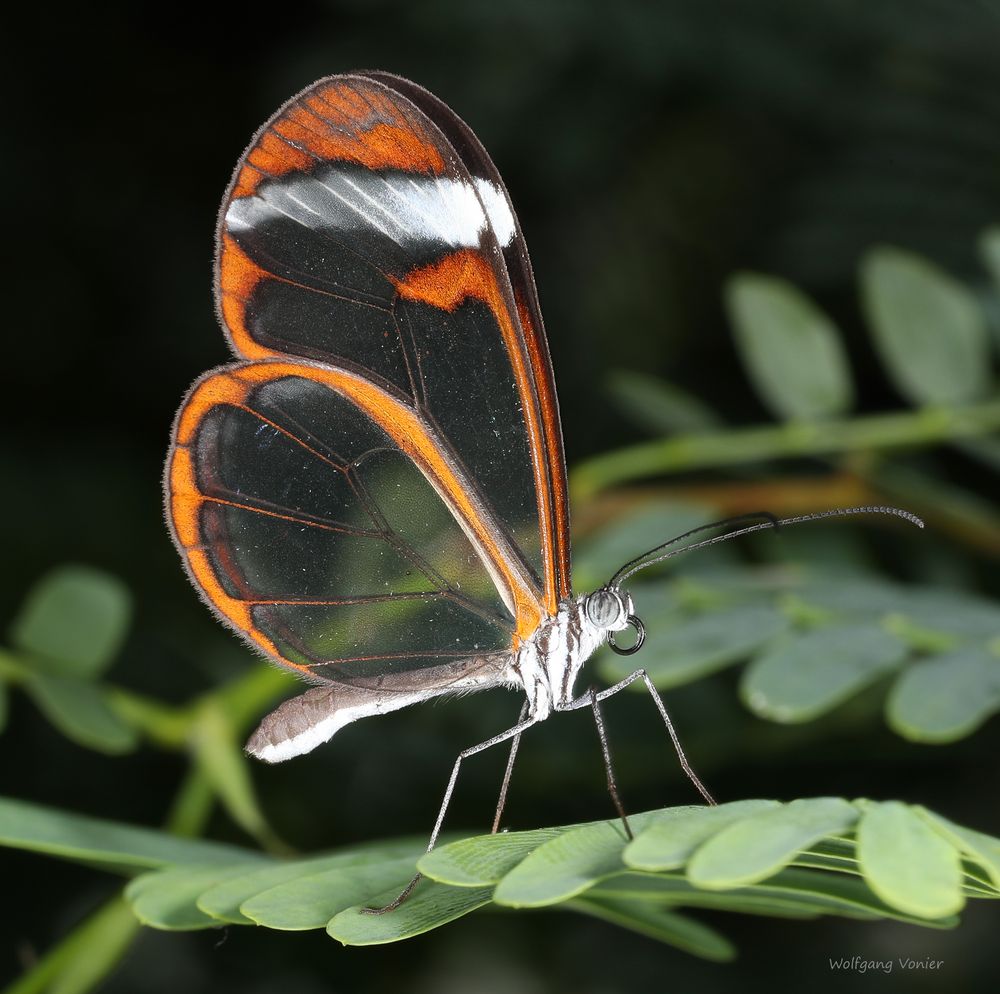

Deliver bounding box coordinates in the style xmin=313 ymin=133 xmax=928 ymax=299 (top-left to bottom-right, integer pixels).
xmin=227 ymin=169 xmax=516 ymax=251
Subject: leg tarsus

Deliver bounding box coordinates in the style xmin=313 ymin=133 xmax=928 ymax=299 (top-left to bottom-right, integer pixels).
xmin=492 ymin=701 xmax=528 ymax=833
xmin=361 ymin=873 xmax=422 ymax=915
xmin=588 ymin=686 xmax=632 ymax=839
xmin=362 ymin=709 xmax=537 ymax=914
xmin=636 ymin=670 xmax=716 ymax=805
xmin=561 ymin=669 xmax=716 ymax=806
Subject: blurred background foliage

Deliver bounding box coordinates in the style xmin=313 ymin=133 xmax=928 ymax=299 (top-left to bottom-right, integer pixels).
xmin=4 ymin=0 xmax=1000 ymax=991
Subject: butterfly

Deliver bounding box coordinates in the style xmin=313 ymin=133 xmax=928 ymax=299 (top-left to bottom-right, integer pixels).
xmin=165 ymin=72 xmax=921 ymax=910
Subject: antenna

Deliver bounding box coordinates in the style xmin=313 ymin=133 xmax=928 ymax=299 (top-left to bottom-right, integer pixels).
xmin=608 ymin=505 xmax=924 ymax=590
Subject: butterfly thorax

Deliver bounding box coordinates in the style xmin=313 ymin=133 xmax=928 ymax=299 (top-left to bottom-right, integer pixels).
xmin=511 ymin=590 xmax=633 ymax=720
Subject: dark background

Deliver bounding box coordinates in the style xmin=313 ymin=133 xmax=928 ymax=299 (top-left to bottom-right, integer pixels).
xmin=3 ymin=2 xmax=1000 ymax=991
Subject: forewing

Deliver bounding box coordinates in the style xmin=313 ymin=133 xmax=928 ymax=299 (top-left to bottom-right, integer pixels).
xmin=215 ymin=73 xmax=570 ymax=614
xmin=361 ymin=71 xmax=571 ymax=603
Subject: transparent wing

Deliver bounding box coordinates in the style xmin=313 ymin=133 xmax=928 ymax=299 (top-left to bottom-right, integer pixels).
xmin=215 ymin=73 xmax=570 ymax=613
xmin=167 ymin=360 xmax=547 ymax=685
xmin=361 ymin=71 xmax=571 ymax=602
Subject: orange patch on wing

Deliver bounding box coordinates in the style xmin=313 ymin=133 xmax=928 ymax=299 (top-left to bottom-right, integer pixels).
xmin=217 ymin=234 xmax=277 ymax=360
xmin=168 ymin=372 xmax=296 ymax=669
xmin=175 ymin=370 xmax=252 ymax=443
xmin=168 ymin=447 xmax=201 ymax=547
xmin=187 ymin=548 xmax=251 ymax=632
xmin=246 ymin=130 xmax=313 ymax=183
xmin=395 ymin=252 xmax=559 ymax=616
xmin=229 ymin=80 xmax=446 ymax=199
xmin=516 ymin=293 xmax=572 ymax=604
xmin=393 ymin=249 xmax=497 ymax=312
xmin=313 ymin=82 xmax=373 ymax=123
xmin=186 ymin=545 xmax=291 ymax=668
xmin=231 ymin=165 xmax=263 ymax=200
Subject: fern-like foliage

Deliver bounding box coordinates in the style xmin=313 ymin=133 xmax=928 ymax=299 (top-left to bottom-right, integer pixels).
xmin=2 ymin=795 xmax=997 ymax=957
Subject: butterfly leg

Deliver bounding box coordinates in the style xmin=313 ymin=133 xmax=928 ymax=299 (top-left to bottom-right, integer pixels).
xmin=491 ymin=700 xmax=530 ymax=833
xmin=363 ymin=710 xmax=539 ymax=914
xmin=588 ymin=685 xmax=633 ymax=839
xmin=562 ymin=670 xmax=716 ymax=806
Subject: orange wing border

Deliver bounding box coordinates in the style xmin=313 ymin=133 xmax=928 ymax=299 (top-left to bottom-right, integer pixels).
xmin=165 ymin=358 xmax=547 ymax=672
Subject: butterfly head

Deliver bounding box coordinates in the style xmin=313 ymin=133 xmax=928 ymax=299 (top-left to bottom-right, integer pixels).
xmin=584 ymin=586 xmax=644 ymax=656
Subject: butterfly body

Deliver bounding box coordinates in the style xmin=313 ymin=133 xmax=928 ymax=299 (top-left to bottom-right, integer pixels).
xmin=512 ymin=590 xmax=634 ymax=722
xmin=244 ymin=588 xmax=632 ymax=762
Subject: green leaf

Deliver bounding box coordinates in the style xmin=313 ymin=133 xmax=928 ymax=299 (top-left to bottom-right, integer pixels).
xmin=793 ymin=576 xmax=910 ymax=619
xmin=624 ymin=800 xmax=781 ymax=871
xmin=672 ymin=565 xmax=788 ymax=604
xmin=793 ymin=838 xmax=860 ymax=874
xmin=572 ymin=502 xmax=713 ymax=591
xmin=726 ymin=272 xmax=854 ymax=420
xmin=602 ymin=604 xmax=788 ymax=689
xmin=0 ymin=796 xmax=263 ymax=872
xmin=588 ymin=868 xmax=954 ymax=928
xmin=585 ymin=871 xmax=821 ymax=918
xmin=793 ymin=579 xmax=1000 ymax=646
xmin=328 ymin=882 xmax=494 ymax=945
xmin=9 ymin=565 xmax=131 ymax=678
xmin=571 ymin=897 xmax=736 ymax=961
xmin=200 ymin=869 xmax=313 ymax=926
xmin=741 ymin=622 xmax=908 ymax=723
xmin=957 ymin=865 xmax=1000 ymax=897
xmin=891 ymin=588 xmax=1000 ymax=640
xmin=196 ymin=843 xmax=422 ymax=924
xmin=7 ymin=797 xmax=994 ymax=947
xmin=916 ymin=808 xmax=1000 ymax=891
xmin=22 ymin=672 xmax=138 ymax=754
xmin=196 ymin=855 xmax=357 ymax=924
xmin=419 ymin=825 xmax=568 ymax=886
xmin=860 ymin=246 xmax=991 ymax=406
xmin=492 ymin=811 xmax=662 ymax=908
xmin=191 ymin=703 xmax=280 ymax=848
xmin=0 ymin=678 xmax=8 ymax=734
xmin=857 ymin=801 xmax=964 ymax=918
xmin=607 ymin=370 xmax=723 ymax=435
xmin=687 ymin=798 xmax=858 ymax=888
xmin=887 ymin=647 xmax=1000 ymax=743
xmin=127 ymin=864 xmax=259 ymax=930
xmin=758 ymin=869 xmax=956 ymax=927
xmin=241 ymin=856 xmax=419 ymax=930
xmin=980 ymin=226 xmax=1000 ymax=289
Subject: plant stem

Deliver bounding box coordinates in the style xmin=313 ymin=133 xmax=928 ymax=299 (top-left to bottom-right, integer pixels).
xmin=570 ymin=399 xmax=1000 ymax=499
xmin=103 ymin=663 xmax=295 ymax=750
xmin=2 ymin=896 xmax=140 ymax=994
xmin=208 ymin=665 xmax=296 ymax=730
xmin=165 ymin=766 xmax=216 ymax=838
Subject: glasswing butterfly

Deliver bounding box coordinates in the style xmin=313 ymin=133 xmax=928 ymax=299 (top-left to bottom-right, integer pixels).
xmin=165 ymin=72 xmax=921 ymax=911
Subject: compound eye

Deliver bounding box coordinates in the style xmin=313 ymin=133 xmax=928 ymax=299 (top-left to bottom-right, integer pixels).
xmin=586 ymin=589 xmax=625 ymax=629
